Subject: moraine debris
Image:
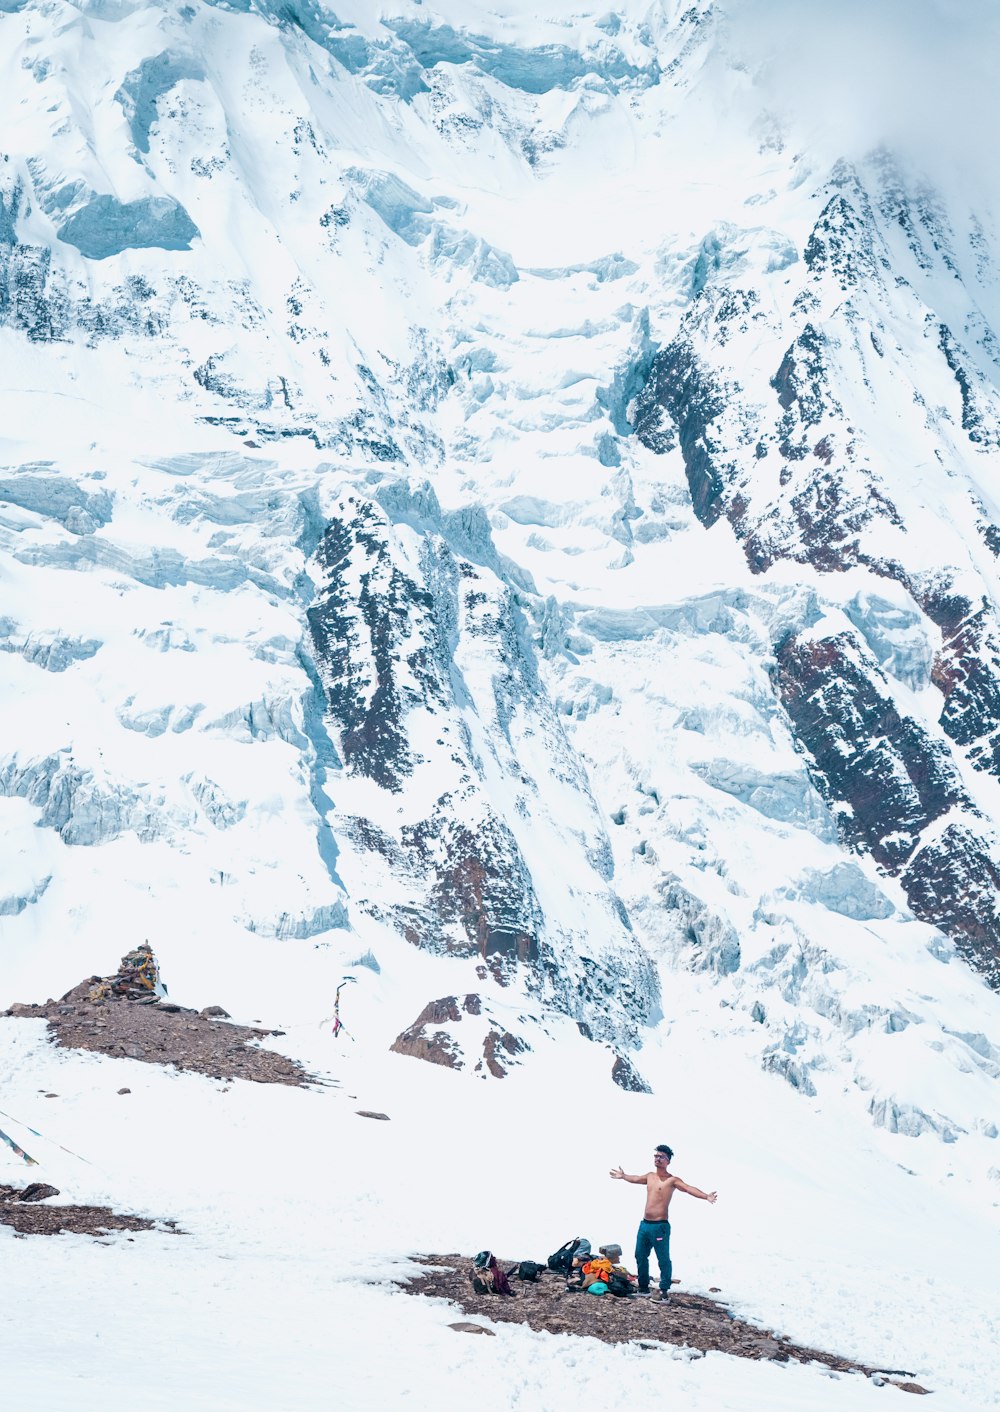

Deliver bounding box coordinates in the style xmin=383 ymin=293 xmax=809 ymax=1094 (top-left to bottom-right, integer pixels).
xmin=0 ymin=1183 xmax=180 ymax=1238
xmin=4 ymin=959 xmax=310 ymax=1087
xmin=396 ymin=1255 xmax=930 ymax=1393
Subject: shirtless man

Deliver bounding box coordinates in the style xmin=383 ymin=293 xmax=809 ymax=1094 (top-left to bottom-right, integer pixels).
xmin=610 ymin=1144 xmax=717 ymax=1300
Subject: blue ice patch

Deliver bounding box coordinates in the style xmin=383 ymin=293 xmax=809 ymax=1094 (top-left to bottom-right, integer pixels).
xmin=57 ymin=194 xmax=199 ymax=259
xmin=116 ymin=52 xmax=204 ymax=154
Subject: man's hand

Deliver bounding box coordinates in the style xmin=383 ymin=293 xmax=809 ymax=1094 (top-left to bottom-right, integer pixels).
xmin=673 ymin=1178 xmax=718 ymax=1202
xmin=609 ymin=1166 xmax=625 ymax=1180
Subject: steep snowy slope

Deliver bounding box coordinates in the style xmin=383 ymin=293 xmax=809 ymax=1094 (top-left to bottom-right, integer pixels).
xmin=2 ymin=2 xmax=1000 ymax=1407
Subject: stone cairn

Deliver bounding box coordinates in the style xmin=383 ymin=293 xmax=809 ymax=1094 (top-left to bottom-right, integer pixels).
xmin=89 ymin=943 xmax=162 ymax=1003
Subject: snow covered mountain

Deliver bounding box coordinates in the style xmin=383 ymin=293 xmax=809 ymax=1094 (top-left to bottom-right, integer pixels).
xmin=2 ymin=3 xmax=1000 ymax=1408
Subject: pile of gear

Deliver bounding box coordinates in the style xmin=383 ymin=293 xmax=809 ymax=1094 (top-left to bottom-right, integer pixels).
xmin=88 ymin=943 xmax=163 ymax=1003
xmin=468 ymin=1237 xmax=639 ymax=1299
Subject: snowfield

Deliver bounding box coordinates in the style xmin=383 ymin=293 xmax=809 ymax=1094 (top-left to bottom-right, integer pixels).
xmin=2 ymin=1000 xmax=999 ymax=1410
xmin=2 ymin=0 xmax=1000 ymax=1408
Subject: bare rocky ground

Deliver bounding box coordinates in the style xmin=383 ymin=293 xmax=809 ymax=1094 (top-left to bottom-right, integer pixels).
xmin=4 ymin=979 xmax=310 ymax=1086
xmin=0 ymin=1182 xmax=179 ymax=1238
xmin=397 ymin=1256 xmax=930 ymax=1396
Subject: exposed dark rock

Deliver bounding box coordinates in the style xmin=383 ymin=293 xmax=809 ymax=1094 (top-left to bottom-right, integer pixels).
xmin=389 ymin=1015 xmax=463 ymax=1070
xmin=479 ymin=1026 xmax=528 ymax=1078
xmin=611 ymin=1053 xmax=652 ymax=1093
xmin=802 ymin=191 xmax=881 ymax=288
xmin=307 ymin=493 xmax=655 ymax=1048
xmin=356 ymin=1110 xmax=390 ymax=1120
xmin=5 ymin=984 xmax=311 ymax=1085
xmin=308 ymin=500 xmax=436 ymax=790
xmin=772 ymin=323 xmax=834 ymax=427
xmin=395 ymin=1254 xmax=912 ymax=1382
xmin=625 ymin=169 xmax=1000 ymax=958
xmin=632 ymin=301 xmax=901 ymax=577
xmin=632 ymin=337 xmax=727 ymax=524
xmin=772 ymin=629 xmax=1000 ymax=986
xmin=900 ymin=824 xmax=1000 ymax=984
xmin=0 ymin=1184 xmax=176 ymax=1237
xmin=915 ymin=582 xmax=1000 ymax=778
xmin=1 ymin=174 xmax=171 ymax=345
xmin=10 ymin=1183 xmax=60 ymax=1203
xmin=389 ymin=993 xmax=530 ymax=1077
xmin=938 ymin=324 xmax=1000 ymax=449
xmin=773 ymin=630 xmax=967 ymax=868
xmin=411 ymin=996 xmax=463 ymax=1026
xmin=400 ymin=804 xmax=540 ymax=961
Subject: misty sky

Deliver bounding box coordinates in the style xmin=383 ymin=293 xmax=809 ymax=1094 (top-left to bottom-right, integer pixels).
xmin=726 ymin=0 xmax=1000 ymax=203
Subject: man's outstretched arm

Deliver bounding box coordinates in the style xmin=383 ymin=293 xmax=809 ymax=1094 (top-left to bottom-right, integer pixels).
xmin=672 ymin=1177 xmax=718 ymax=1203
xmin=609 ymin=1166 xmax=647 ymax=1184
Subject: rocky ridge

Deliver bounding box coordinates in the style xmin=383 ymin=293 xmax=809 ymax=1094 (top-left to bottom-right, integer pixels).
xmin=633 ymin=153 xmax=1000 ymax=990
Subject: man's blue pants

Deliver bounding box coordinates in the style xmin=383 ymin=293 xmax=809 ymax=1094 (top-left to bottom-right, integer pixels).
xmin=635 ymin=1219 xmax=672 ymax=1292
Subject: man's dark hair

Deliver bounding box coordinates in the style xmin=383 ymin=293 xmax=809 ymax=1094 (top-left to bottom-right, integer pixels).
xmin=655 ymin=1144 xmax=674 ymax=1160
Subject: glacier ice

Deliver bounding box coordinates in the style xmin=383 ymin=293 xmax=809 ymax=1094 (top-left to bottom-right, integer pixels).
xmin=385 ymin=18 xmax=658 ymax=95
xmin=244 ymin=902 xmax=349 ymax=940
xmin=58 ymin=194 xmax=199 ymax=260
xmin=0 ymin=752 xmax=194 ymax=846
xmin=844 ymin=592 xmax=933 ymax=691
xmin=0 ymin=472 xmax=112 ymax=532
xmin=116 ymin=52 xmax=204 ymax=154
xmin=0 ymin=873 xmax=51 ymax=916
xmin=0 ymin=624 xmax=101 ymax=673
xmin=690 ymin=759 xmax=836 ymax=839
xmin=779 ymin=863 xmax=896 ymax=922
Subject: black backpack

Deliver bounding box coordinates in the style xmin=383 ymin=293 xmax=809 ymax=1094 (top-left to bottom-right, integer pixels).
xmin=469 ymin=1251 xmax=516 ymax=1297
xmin=547 ymin=1238 xmax=585 ymax=1277
xmin=516 ymin=1260 xmax=546 ymax=1282
xmin=607 ymin=1271 xmax=634 ymax=1297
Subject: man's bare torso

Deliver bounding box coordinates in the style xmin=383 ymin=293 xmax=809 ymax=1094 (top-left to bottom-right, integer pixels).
xmin=642 ymin=1172 xmax=680 ymax=1221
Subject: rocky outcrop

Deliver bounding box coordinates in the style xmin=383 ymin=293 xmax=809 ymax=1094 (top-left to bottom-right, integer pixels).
xmin=308 ymin=492 xmax=658 ymax=1047
xmin=389 ymin=993 xmax=530 ymax=1078
xmin=0 ymin=1183 xmax=177 ymax=1237
xmin=611 ymin=1053 xmax=651 ymax=1093
xmin=389 ymin=997 xmax=466 ymax=1070
xmin=631 ymin=160 xmax=1000 ymax=988
xmin=917 ymin=580 xmax=1000 ymax=778
xmin=5 ymin=983 xmax=306 ymax=1085
xmin=307 ymin=498 xmax=431 ymax=792
xmin=773 ymin=628 xmax=1000 ymax=985
xmin=632 ymin=336 xmax=727 ymax=521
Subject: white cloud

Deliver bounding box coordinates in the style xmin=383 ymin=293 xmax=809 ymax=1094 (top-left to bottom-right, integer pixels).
xmin=725 ymin=0 xmax=1000 ymax=202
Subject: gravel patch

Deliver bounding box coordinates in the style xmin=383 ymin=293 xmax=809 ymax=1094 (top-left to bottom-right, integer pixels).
xmin=396 ymin=1254 xmax=929 ymax=1393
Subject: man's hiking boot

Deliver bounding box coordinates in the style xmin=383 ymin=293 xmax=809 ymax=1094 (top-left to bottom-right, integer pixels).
xmin=635 ymin=1288 xmax=653 ymax=1298
xmin=656 ymin=1291 xmax=671 ymax=1303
